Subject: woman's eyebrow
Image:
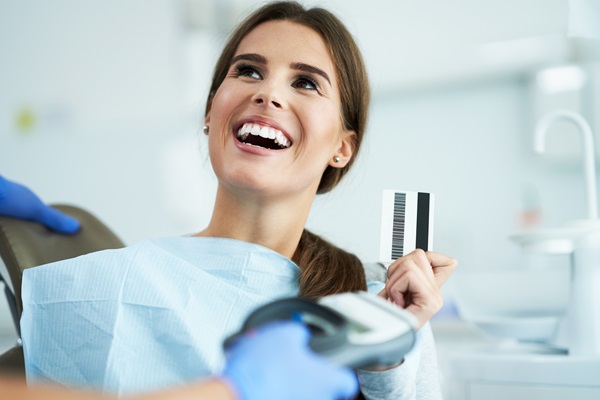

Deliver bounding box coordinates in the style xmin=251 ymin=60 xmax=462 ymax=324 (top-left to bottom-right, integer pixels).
xmin=290 ymin=62 xmax=331 ymax=85
xmin=230 ymin=53 xmax=267 ymax=65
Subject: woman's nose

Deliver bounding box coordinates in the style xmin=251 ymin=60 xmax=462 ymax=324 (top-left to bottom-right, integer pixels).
xmin=251 ymin=83 xmax=284 ymax=109
xmin=253 ymin=97 xmax=282 ymax=108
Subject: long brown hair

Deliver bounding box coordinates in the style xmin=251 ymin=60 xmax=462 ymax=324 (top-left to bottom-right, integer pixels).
xmin=205 ymin=1 xmax=370 ymax=298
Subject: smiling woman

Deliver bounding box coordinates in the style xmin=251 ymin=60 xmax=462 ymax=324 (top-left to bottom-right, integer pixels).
xmin=205 ymin=4 xmax=369 ymax=196
xmin=20 ymin=2 xmax=457 ymax=400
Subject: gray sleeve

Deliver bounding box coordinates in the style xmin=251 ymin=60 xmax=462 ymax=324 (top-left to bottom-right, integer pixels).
xmin=357 ymin=362 xmax=417 ymax=399
xmin=357 ymin=323 xmax=441 ymax=400
xmin=415 ymin=322 xmax=443 ymax=399
xmin=358 ymin=281 xmax=443 ymax=399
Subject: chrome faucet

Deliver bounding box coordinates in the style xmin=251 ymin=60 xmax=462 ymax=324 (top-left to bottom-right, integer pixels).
xmin=534 ymin=109 xmax=598 ymax=220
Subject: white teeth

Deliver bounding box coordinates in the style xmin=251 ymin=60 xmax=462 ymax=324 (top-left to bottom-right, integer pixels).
xmin=240 ymin=123 xmax=250 ymax=140
xmin=259 ymin=126 xmax=269 ymax=138
xmin=275 ymin=132 xmax=284 ymax=146
xmin=236 ymin=122 xmax=290 ymax=148
xmin=275 ymin=132 xmax=290 ymax=148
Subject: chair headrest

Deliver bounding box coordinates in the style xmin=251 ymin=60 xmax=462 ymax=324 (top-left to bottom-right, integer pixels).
xmin=0 ymin=204 xmax=125 ymax=315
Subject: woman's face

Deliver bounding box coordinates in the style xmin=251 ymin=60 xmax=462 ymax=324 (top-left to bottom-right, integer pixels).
xmin=206 ymin=20 xmax=354 ymax=201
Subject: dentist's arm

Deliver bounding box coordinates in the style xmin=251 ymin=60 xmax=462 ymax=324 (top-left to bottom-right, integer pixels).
xmin=0 ymin=175 xmax=80 ymax=234
xmin=0 ymin=321 xmax=358 ymax=400
xmin=0 ymin=378 xmax=233 ymax=400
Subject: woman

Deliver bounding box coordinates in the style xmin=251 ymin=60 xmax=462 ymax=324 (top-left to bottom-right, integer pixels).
xmin=21 ymin=2 xmax=457 ymax=399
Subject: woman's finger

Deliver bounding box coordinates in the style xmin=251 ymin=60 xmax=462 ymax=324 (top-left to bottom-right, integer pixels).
xmin=387 ymin=249 xmax=434 ymax=282
xmin=425 ymin=251 xmax=458 ymax=287
xmin=385 ymin=259 xmax=432 ymax=298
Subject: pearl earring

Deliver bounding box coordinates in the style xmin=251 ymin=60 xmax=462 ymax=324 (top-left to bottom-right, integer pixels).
xmin=203 ymin=126 xmax=209 ymax=134
xmin=334 ymin=156 xmax=341 ymax=163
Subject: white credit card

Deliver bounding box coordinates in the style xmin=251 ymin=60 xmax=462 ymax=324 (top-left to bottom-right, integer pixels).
xmin=379 ymin=190 xmax=434 ymax=264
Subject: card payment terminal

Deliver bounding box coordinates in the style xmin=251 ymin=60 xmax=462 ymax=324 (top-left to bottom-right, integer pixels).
xmin=224 ymin=292 xmax=417 ymax=369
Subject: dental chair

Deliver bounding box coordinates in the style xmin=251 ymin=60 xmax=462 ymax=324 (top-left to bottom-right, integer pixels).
xmin=0 ymin=205 xmax=125 ymax=376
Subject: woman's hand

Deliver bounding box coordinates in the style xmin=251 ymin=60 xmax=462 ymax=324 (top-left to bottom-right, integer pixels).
xmin=378 ymin=249 xmax=457 ymax=329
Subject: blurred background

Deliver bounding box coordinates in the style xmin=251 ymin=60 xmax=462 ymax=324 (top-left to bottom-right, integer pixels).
xmin=1 ymin=0 xmax=600 ymax=398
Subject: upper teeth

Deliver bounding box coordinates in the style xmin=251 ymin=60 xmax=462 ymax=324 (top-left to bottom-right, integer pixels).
xmin=237 ymin=123 xmax=291 ymax=148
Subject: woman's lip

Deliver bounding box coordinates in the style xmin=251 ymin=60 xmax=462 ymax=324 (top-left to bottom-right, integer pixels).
xmin=233 ymin=116 xmax=293 ymax=145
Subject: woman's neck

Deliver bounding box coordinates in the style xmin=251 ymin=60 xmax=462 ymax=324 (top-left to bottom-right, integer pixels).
xmin=196 ymin=185 xmax=315 ymax=259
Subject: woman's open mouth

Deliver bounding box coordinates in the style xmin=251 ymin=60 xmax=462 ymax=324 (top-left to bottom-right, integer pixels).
xmin=235 ymin=123 xmax=291 ymax=150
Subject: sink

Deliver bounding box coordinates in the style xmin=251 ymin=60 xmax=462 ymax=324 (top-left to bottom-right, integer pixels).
xmin=452 ymin=267 xmax=569 ymax=343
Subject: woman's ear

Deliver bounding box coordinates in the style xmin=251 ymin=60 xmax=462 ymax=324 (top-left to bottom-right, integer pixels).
xmin=203 ymin=114 xmax=211 ymax=135
xmin=329 ymin=130 xmax=356 ymax=168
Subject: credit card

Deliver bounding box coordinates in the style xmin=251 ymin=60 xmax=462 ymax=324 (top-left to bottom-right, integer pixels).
xmin=379 ymin=190 xmax=434 ymax=263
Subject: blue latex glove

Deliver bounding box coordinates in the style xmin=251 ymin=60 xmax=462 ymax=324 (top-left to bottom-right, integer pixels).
xmin=222 ymin=321 xmax=359 ymax=400
xmin=0 ymin=175 xmax=80 ymax=234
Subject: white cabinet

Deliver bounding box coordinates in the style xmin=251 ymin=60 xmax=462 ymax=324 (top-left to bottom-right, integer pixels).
xmin=447 ymin=350 xmax=600 ymax=400
xmin=470 ymin=382 xmax=600 ymax=400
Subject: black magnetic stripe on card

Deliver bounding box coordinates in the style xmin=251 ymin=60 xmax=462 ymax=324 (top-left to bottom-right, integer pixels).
xmin=415 ymin=192 xmax=430 ymax=251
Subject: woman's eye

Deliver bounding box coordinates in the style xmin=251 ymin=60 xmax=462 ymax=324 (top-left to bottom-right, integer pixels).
xmin=293 ymin=76 xmax=319 ymax=91
xmin=235 ymin=64 xmax=262 ymax=80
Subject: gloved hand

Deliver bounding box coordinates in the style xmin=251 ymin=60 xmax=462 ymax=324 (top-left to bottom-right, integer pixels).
xmin=0 ymin=175 xmax=80 ymax=234
xmin=222 ymin=321 xmax=359 ymax=400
